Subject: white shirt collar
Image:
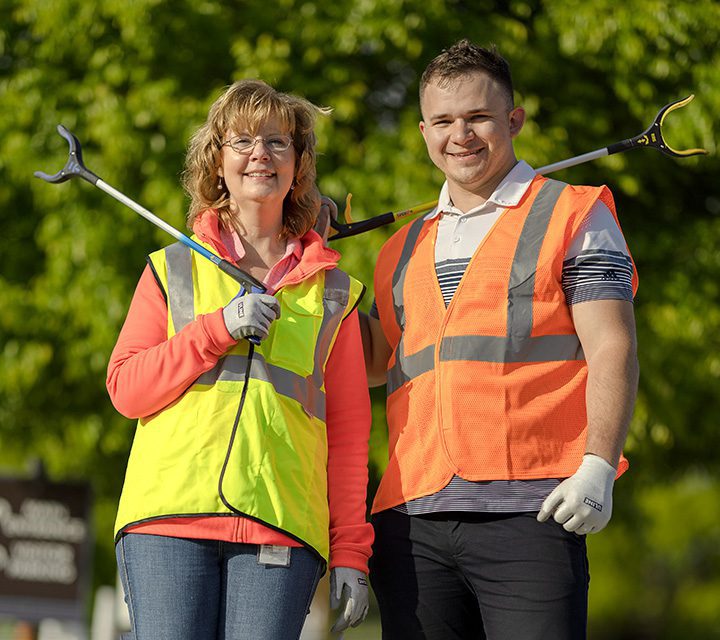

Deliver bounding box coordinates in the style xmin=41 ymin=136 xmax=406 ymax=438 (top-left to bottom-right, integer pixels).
xmin=425 ymin=160 xmax=537 ymax=220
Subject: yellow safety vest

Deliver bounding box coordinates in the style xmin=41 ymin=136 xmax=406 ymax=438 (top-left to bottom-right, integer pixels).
xmin=114 ymin=237 xmax=364 ymax=562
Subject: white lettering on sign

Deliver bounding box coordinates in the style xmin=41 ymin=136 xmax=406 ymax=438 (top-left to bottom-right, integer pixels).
xmin=4 ymin=541 xmax=77 ymax=584
xmin=0 ymin=497 xmax=86 ymax=542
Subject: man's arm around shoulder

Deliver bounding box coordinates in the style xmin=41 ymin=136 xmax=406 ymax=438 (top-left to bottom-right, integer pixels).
xmin=358 ymin=311 xmax=393 ymax=388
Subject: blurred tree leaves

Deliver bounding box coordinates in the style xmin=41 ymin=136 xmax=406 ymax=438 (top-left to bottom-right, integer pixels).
xmin=1 ymin=0 xmax=719 ymax=634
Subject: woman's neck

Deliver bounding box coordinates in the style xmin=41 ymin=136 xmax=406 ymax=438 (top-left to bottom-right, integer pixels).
xmin=240 ymin=234 xmax=287 ymax=268
xmin=225 ymin=207 xmax=287 ymax=281
xmin=228 ymin=198 xmax=282 ymax=235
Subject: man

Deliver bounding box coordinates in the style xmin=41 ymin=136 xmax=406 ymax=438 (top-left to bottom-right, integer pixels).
xmin=360 ymin=40 xmax=639 ymax=640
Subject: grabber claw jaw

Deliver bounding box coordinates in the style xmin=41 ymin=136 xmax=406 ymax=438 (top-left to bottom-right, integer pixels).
xmin=34 ymin=124 xmax=101 ymax=185
xmin=640 ymin=95 xmax=708 ymax=158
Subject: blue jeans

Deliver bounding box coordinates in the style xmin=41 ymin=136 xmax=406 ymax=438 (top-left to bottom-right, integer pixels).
xmin=116 ymin=533 xmax=323 ymax=640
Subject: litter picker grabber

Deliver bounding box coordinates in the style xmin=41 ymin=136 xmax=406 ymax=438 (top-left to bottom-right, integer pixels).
xmin=35 ymin=125 xmax=264 ymax=292
xmin=327 ymin=95 xmax=708 ymax=241
xmin=34 ymin=124 xmax=265 ymax=343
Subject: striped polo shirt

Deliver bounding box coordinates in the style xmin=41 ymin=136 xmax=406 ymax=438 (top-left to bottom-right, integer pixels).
xmin=372 ymin=161 xmax=634 ymax=515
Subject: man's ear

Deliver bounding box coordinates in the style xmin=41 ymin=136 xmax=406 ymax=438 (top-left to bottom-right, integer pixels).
xmin=508 ymin=107 xmax=526 ymax=138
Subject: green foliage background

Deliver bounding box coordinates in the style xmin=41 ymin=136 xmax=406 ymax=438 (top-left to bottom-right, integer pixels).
xmin=1 ymin=0 xmax=719 ymax=636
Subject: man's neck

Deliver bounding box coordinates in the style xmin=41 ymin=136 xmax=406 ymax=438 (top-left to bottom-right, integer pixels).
xmin=446 ymin=160 xmax=518 ymax=213
xmin=447 ymin=187 xmax=491 ymax=213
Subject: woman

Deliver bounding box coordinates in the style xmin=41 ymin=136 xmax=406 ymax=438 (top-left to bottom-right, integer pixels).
xmin=107 ymin=80 xmax=372 ymax=640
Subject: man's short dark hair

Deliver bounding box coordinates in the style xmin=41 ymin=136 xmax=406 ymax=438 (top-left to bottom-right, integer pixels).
xmin=420 ymin=40 xmax=514 ymax=110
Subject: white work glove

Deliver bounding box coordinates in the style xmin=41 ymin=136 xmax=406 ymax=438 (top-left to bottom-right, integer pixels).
xmin=329 ymin=567 xmax=369 ymax=634
xmin=537 ymin=453 xmax=617 ymax=535
xmin=313 ymin=196 xmax=339 ymax=246
xmin=222 ymin=292 xmax=280 ymax=341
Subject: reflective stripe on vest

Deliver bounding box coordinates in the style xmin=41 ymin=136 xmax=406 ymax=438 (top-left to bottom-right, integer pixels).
xmin=387 ymin=180 xmax=583 ymax=395
xmin=164 ymin=242 xmax=351 ymax=421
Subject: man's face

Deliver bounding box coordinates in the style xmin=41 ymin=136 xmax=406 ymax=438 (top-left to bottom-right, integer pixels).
xmin=419 ymin=71 xmax=525 ymax=206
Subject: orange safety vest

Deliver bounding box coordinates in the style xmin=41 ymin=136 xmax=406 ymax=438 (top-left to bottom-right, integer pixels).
xmin=372 ymin=176 xmax=637 ymax=513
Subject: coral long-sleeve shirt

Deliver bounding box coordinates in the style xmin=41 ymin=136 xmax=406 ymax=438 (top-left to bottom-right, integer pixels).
xmin=107 ymin=214 xmax=373 ymax=572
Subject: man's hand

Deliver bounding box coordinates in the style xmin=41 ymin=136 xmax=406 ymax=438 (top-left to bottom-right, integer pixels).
xmin=222 ymin=292 xmax=281 ymax=341
xmin=537 ymin=454 xmax=616 ymax=535
xmin=329 ymin=567 xmax=369 ymax=634
xmin=313 ymin=196 xmax=339 ymax=246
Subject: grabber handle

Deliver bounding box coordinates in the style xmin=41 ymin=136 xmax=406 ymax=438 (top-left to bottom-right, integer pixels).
xmin=221 ymin=268 xmax=265 ymax=347
xmin=218 ymin=260 xmax=265 ymax=293
xmin=329 ymin=211 xmax=396 ymax=241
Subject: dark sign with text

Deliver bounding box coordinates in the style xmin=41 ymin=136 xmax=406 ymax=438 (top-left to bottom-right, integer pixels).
xmin=0 ymin=474 xmax=92 ymax=621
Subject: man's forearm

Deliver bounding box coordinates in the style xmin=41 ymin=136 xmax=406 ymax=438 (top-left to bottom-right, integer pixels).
xmin=584 ymin=340 xmax=639 ymax=467
xmin=358 ymin=311 xmax=390 ymax=387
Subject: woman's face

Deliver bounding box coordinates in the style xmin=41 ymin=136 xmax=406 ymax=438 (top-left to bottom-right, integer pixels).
xmin=218 ymin=116 xmax=296 ymax=212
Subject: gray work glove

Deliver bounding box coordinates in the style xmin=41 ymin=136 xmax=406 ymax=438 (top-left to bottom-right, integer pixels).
xmin=329 ymin=567 xmax=369 ymax=634
xmin=222 ymin=293 xmax=280 ymax=342
xmin=537 ymin=453 xmax=616 ymax=535
xmin=313 ymin=195 xmax=339 ymax=246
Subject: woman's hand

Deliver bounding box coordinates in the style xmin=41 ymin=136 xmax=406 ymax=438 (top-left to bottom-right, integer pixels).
xmin=330 ymin=567 xmax=370 ymax=633
xmin=222 ymin=293 xmax=281 ymax=341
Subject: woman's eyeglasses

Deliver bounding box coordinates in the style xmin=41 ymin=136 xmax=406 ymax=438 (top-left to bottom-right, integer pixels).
xmin=221 ymin=134 xmax=293 ymax=155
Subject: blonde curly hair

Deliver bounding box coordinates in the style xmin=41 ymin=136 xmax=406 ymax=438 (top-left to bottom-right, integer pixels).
xmin=182 ymin=80 xmax=329 ymax=239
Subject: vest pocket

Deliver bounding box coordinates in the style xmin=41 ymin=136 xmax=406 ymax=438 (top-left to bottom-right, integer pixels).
xmin=266 ymin=292 xmax=322 ymax=378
